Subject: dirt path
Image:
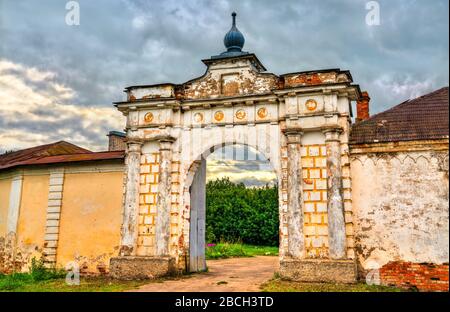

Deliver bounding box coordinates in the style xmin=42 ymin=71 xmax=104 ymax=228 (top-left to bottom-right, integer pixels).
xmin=132 ymin=256 xmax=279 ymax=292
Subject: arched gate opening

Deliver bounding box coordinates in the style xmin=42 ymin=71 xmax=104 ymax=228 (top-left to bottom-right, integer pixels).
xmin=186 ymin=143 xmax=279 ymax=272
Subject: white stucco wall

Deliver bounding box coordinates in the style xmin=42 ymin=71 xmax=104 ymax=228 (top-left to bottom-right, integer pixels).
xmin=351 ymin=149 xmax=449 ymax=271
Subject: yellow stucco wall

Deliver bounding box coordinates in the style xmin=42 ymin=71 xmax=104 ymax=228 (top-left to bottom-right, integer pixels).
xmin=0 ymin=177 xmax=12 ymax=237
xmin=16 ymin=175 xmax=49 ymax=247
xmin=57 ymin=171 xmax=124 ymax=273
xmin=15 ymin=174 xmax=49 ymax=269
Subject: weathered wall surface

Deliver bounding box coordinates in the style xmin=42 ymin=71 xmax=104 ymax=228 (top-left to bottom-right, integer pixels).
xmin=351 ymin=148 xmax=449 ymax=280
xmin=56 ymin=171 xmax=124 ymax=274
xmin=0 ymin=177 xmax=11 ymax=237
xmin=15 ymin=174 xmax=49 ymax=271
xmin=0 ymin=176 xmax=12 ymax=272
xmin=283 ymin=71 xmax=350 ymax=88
xmin=184 ymin=59 xmax=278 ymax=99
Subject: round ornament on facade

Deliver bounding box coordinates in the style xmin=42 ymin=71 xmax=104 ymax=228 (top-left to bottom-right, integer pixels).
xmin=305 ymin=99 xmax=318 ymax=111
xmin=144 ymin=112 xmax=154 ymax=123
xmin=257 ymin=107 xmax=268 ymax=119
xmin=235 ymin=109 xmax=246 ymax=120
xmin=214 ymin=111 xmax=224 ymax=122
xmin=194 ymin=112 xmax=204 ymax=123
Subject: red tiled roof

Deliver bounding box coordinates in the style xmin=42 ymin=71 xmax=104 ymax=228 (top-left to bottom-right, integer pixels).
xmin=350 ymin=87 xmax=449 ymax=144
xmin=0 ymin=141 xmax=124 ymax=170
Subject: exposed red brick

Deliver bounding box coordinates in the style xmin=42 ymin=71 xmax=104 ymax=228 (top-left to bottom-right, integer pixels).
xmin=380 ymin=261 xmax=449 ymax=292
xmin=356 ymin=91 xmax=370 ymax=122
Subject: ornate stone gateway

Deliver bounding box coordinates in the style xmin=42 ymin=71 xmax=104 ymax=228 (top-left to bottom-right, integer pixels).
xmin=110 ymin=13 xmax=360 ymax=282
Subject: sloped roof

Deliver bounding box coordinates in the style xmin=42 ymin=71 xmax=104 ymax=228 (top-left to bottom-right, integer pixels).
xmin=350 ymin=87 xmax=449 ymax=144
xmin=0 ymin=141 xmax=124 ymax=171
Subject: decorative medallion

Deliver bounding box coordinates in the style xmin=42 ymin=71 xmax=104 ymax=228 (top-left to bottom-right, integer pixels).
xmin=257 ymin=107 xmax=268 ymax=119
xmin=144 ymin=112 xmax=154 ymax=123
xmin=235 ymin=109 xmax=246 ymax=120
xmin=305 ymin=99 xmax=318 ymax=111
xmin=214 ymin=111 xmax=224 ymax=122
xmin=194 ymin=112 xmax=204 ymax=123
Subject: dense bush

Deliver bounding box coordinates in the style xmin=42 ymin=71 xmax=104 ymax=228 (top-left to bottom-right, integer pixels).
xmin=205 ymin=178 xmax=279 ymax=246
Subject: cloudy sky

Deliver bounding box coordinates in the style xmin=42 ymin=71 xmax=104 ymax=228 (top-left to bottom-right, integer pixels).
xmin=206 ymin=145 xmax=277 ymax=186
xmin=0 ymin=0 xmax=448 ymax=155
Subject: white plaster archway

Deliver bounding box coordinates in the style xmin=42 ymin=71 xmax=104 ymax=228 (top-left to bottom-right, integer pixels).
xmin=111 ymin=56 xmax=360 ymax=282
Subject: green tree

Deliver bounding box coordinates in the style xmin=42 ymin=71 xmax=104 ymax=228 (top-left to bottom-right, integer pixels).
xmin=205 ymin=177 xmax=279 ymax=246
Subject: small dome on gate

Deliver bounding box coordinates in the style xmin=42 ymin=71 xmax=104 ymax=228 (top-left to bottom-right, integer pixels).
xmin=224 ymin=12 xmax=245 ymax=53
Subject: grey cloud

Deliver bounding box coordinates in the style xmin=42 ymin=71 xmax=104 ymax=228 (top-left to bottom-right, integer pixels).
xmin=0 ymin=0 xmax=448 ymax=152
xmin=232 ymin=177 xmax=277 ymax=188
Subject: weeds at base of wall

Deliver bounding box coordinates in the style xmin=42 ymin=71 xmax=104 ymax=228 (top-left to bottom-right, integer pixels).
xmin=0 ymin=257 xmax=65 ymax=291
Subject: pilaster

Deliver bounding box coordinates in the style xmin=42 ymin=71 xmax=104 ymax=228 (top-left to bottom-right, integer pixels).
xmin=43 ymin=168 xmax=65 ymax=266
xmin=119 ymin=140 xmax=143 ymax=256
xmin=323 ymin=129 xmax=347 ymax=259
xmin=285 ymin=130 xmax=305 ymax=258
xmin=155 ymin=139 xmax=174 ymax=256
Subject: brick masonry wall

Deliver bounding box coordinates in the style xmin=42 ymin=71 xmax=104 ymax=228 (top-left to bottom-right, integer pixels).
xmin=380 ymin=261 xmax=449 ymax=292
xmin=301 ymin=144 xmax=329 ymax=258
xmin=138 ymin=152 xmax=182 ymax=260
xmin=299 ymin=143 xmax=355 ymax=259
xmin=108 ymin=134 xmax=126 ymax=151
xmin=138 ymin=153 xmax=160 ymax=255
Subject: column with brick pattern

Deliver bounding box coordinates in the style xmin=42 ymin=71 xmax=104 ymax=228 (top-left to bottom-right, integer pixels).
xmin=155 ymin=139 xmax=174 ymax=256
xmin=285 ymin=131 xmax=305 ymax=258
xmin=324 ymin=129 xmax=347 ymax=259
xmin=119 ymin=140 xmax=142 ymax=256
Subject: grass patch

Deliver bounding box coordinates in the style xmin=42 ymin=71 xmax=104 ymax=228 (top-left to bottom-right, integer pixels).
xmin=242 ymin=245 xmax=278 ymax=257
xmin=1 ymin=277 xmax=148 ymax=292
xmin=260 ymin=278 xmax=409 ymax=292
xmin=0 ymin=258 xmax=66 ymax=291
xmin=205 ymin=242 xmax=278 ymax=260
xmin=0 ymin=257 xmax=149 ymax=292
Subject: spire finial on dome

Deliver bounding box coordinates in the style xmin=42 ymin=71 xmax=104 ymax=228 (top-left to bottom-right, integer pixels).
xmin=223 ymin=11 xmax=245 ymax=53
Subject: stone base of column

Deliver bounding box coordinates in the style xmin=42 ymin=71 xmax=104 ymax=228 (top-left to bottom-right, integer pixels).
xmin=109 ymin=256 xmax=176 ymax=280
xmin=280 ymin=258 xmax=357 ymax=284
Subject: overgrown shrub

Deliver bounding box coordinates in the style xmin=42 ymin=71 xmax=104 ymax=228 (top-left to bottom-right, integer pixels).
xmin=206 ymin=178 xmax=279 ymax=246
xmin=30 ymin=257 xmax=65 ymax=281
